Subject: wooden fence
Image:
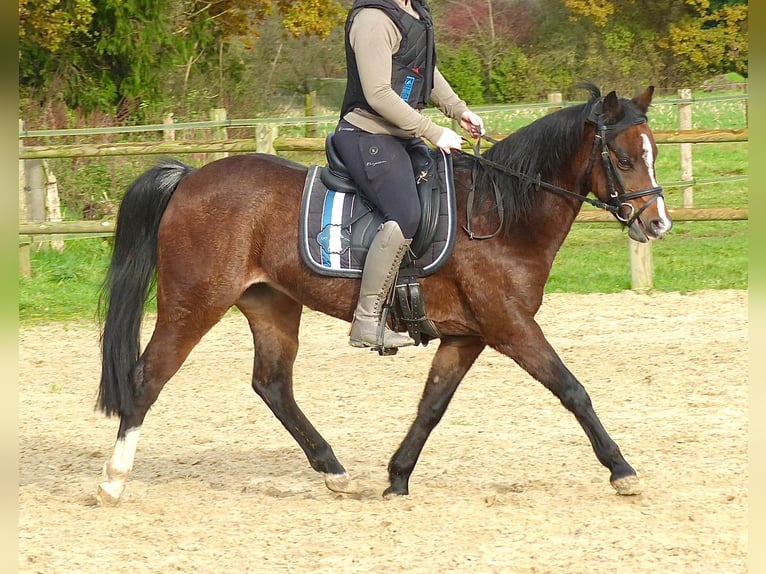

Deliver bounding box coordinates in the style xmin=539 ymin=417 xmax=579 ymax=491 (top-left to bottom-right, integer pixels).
xmin=19 ymin=94 xmax=748 ymax=289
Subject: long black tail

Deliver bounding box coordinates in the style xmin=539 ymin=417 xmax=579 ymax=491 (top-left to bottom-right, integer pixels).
xmin=97 ymin=158 xmax=195 ymax=417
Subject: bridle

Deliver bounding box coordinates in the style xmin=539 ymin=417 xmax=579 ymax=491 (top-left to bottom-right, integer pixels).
xmin=459 ymin=97 xmax=664 ymax=240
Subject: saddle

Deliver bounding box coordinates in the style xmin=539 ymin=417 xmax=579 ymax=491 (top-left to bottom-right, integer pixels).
xmin=299 ymin=133 xmax=458 ymax=346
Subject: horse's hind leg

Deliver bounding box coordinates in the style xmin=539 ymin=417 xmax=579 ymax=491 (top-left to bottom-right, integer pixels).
xmin=237 ymin=285 xmax=353 ymax=493
xmin=97 ymin=308 xmax=229 ymax=506
xmin=385 ymin=336 xmax=486 ymax=496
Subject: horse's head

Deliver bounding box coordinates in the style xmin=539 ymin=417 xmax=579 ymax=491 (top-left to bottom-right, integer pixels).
xmin=587 ymin=86 xmax=673 ymax=242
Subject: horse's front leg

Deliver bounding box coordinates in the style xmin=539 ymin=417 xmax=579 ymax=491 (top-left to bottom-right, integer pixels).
xmin=385 ymin=336 xmax=486 ymax=496
xmin=491 ymin=314 xmax=640 ymax=495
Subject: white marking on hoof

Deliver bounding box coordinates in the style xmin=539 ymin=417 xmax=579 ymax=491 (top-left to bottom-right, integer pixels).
xmin=96 ymin=480 xmax=125 ymax=506
xmin=96 ymin=462 xmax=128 ymax=506
xmin=323 ymin=472 xmax=357 ymax=494
xmin=611 ymin=474 xmax=642 ymax=496
xmin=97 ymin=426 xmax=141 ymax=506
xmin=382 ymin=489 xmax=406 ymax=500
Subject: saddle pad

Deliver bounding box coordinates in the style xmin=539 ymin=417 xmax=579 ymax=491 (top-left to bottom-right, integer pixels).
xmin=299 ymin=152 xmax=456 ymax=279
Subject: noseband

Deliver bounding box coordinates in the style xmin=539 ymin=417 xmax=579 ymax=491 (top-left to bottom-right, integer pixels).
xmin=460 ymin=97 xmax=664 ymax=238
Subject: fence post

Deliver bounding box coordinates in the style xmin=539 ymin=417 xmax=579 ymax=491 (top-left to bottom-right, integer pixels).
xmin=547 ymin=92 xmax=563 ymax=114
xmin=25 ymin=159 xmax=51 ymax=254
xmin=19 ymin=119 xmax=31 ymax=277
xmin=25 ymin=159 xmax=46 ymax=222
xmin=629 ymin=239 xmax=653 ymax=291
xmin=256 ymin=124 xmax=277 ymax=155
xmin=162 ymin=112 xmax=175 ymax=141
xmin=209 ymin=108 xmax=228 ymax=162
xmin=44 ymin=161 xmax=65 ymax=252
xmin=679 ymin=88 xmax=694 ymax=208
xmin=305 ymin=90 xmax=317 ymax=138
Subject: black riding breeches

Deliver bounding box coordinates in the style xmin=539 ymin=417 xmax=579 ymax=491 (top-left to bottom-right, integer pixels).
xmin=332 ymin=119 xmax=422 ymax=239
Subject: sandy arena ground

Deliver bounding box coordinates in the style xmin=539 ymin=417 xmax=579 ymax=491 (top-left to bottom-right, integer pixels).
xmin=18 ymin=289 xmax=747 ymax=573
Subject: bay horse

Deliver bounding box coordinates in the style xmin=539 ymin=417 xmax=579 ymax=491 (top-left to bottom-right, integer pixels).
xmin=96 ymin=83 xmax=672 ymax=505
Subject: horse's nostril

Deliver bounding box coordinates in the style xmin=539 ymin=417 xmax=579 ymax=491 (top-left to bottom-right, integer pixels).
xmin=649 ymin=218 xmax=671 ymax=236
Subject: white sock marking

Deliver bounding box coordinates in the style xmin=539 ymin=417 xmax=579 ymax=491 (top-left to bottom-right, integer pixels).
xmin=109 ymin=426 xmax=141 ymax=475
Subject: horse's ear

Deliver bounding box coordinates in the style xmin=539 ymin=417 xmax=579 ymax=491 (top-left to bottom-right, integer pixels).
xmin=632 ymin=85 xmax=655 ymax=113
xmin=601 ymin=90 xmax=621 ymax=122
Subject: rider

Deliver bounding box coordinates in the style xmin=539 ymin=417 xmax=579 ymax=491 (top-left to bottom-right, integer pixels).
xmin=334 ymin=0 xmax=484 ymax=350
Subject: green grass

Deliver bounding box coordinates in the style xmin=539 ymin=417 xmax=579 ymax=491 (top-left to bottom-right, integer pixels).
xmin=19 ymin=238 xmax=112 ymax=324
xmin=654 ymin=142 xmax=748 ymax=209
xmin=651 ymin=221 xmax=748 ymax=290
xmin=545 ymin=221 xmax=747 ymax=293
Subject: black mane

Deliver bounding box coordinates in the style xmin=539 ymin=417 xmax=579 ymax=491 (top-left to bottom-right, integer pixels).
xmin=457 ymin=83 xmax=603 ymax=233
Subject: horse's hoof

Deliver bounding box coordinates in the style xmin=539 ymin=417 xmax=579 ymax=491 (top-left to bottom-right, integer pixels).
xmin=611 ymin=474 xmax=642 ymax=496
xmin=382 ymin=485 xmax=408 ymax=499
xmin=382 ymin=490 xmax=405 ymax=500
xmin=323 ymin=472 xmax=357 ymax=494
xmin=96 ymin=481 xmax=124 ymax=506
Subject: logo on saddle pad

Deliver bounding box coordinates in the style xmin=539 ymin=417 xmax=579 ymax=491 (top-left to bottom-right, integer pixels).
xmin=299 ymin=147 xmax=457 ymax=279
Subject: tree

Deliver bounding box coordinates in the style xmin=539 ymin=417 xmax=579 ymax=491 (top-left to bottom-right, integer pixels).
xmin=18 ymin=0 xmax=96 ymax=108
xmin=489 ymin=46 xmax=541 ymax=103
xmin=173 ymin=0 xmax=346 ymax=108
xmin=19 ymin=0 xmax=347 ymax=122
xmin=430 ymin=0 xmax=535 ymax=102
xmin=88 ymin=0 xmax=174 ymax=119
xmin=19 ymin=0 xmax=95 ymax=53
xmin=438 ymin=44 xmax=486 ymax=105
xmin=662 ymin=2 xmax=748 ymax=82
xmin=563 ymin=0 xmax=748 ymax=87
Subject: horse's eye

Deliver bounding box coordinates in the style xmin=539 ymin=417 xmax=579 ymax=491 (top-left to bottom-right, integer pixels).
xmin=617 ymin=157 xmax=632 ymax=170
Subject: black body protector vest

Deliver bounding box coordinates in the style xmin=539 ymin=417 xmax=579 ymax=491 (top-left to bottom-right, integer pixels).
xmin=341 ymin=0 xmax=436 ymax=117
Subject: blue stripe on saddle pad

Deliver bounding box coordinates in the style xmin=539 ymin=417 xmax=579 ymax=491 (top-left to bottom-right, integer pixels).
xmin=318 ymin=190 xmax=355 ymax=268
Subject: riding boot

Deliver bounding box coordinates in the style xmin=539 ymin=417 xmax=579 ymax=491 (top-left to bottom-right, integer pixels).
xmin=349 ymin=220 xmax=415 ymax=349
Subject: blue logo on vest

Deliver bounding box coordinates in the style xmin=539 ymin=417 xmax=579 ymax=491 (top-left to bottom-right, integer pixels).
xmin=401 ymin=75 xmax=416 ymax=102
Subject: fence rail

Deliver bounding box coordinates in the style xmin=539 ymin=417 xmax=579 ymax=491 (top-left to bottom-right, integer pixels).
xmin=17 ymin=129 xmax=749 ymax=160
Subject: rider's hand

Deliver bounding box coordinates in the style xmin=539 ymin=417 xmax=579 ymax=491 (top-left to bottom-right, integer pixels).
xmin=435 ymin=127 xmax=463 ymax=154
xmin=460 ymin=110 xmax=485 ymax=139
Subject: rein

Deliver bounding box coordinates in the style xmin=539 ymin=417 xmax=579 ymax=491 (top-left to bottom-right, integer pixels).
xmin=458 ymin=107 xmax=664 ymax=240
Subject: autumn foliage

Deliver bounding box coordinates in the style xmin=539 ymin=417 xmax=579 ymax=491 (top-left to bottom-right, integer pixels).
xmin=18 ymin=0 xmax=748 ymax=124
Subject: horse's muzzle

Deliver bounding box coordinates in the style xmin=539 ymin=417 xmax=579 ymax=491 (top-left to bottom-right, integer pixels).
xmin=627 ymin=205 xmax=673 ymax=242
xmin=618 ymin=188 xmax=672 ymax=242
